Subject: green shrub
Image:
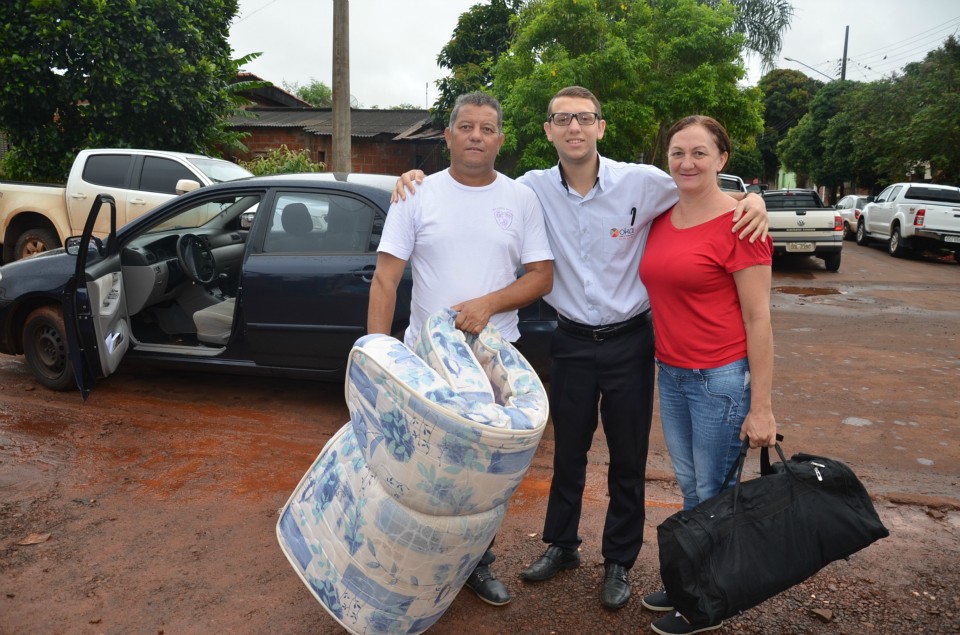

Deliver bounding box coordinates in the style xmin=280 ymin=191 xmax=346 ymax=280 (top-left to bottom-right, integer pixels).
xmin=240 ymin=145 xmax=325 ymax=175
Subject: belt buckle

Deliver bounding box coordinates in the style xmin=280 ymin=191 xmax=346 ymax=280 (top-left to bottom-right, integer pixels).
xmin=592 ymin=326 xmax=611 ymax=342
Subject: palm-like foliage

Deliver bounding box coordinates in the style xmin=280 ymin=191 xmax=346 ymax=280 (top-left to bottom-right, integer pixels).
xmin=707 ymin=0 xmax=794 ymax=70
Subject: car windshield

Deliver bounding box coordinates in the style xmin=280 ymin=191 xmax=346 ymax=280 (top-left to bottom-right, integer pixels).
xmin=145 ymin=194 xmax=260 ymax=234
xmin=187 ymin=158 xmax=253 ymax=183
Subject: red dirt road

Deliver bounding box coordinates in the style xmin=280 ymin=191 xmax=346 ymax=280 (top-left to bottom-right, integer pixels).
xmin=1 ymin=242 xmax=958 ymax=634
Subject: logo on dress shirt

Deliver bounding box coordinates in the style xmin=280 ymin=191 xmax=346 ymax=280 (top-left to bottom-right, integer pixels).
xmin=610 ymin=226 xmax=636 ymax=239
xmin=493 ymin=208 xmax=514 ymax=230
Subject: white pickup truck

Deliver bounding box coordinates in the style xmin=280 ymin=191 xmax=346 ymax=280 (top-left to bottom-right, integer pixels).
xmin=855 ymin=182 xmax=960 ymax=258
xmin=762 ymin=189 xmax=843 ymax=272
xmin=0 ymin=148 xmax=252 ymax=262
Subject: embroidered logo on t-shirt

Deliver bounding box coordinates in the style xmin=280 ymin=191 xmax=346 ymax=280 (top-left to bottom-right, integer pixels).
xmin=610 ymin=226 xmax=637 ymax=239
xmin=493 ymin=208 xmax=514 ymax=230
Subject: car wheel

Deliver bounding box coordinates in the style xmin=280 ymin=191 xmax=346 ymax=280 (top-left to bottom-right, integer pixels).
xmin=14 ymin=228 xmax=60 ymax=261
xmin=855 ymin=220 xmax=869 ymax=246
xmin=888 ymin=224 xmax=910 ymax=258
xmin=23 ymin=306 xmax=76 ymax=391
xmin=842 ymin=222 xmax=854 ymax=241
xmin=824 ymin=252 xmax=841 ymax=272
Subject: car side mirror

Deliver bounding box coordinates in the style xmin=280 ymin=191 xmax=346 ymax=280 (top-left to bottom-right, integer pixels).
xmin=176 ymin=179 xmax=201 ymax=195
xmin=65 ymin=235 xmax=104 ymax=257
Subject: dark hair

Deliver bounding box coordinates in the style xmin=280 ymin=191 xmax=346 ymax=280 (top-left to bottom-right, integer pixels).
xmin=666 ymin=115 xmax=732 ymax=164
xmin=547 ymin=86 xmax=602 ymax=120
xmin=449 ymin=91 xmax=503 ymax=132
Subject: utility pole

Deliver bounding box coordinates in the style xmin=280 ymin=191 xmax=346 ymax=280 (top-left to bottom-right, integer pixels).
xmin=332 ymin=0 xmax=351 ymax=172
xmin=841 ymin=25 xmax=849 ymax=81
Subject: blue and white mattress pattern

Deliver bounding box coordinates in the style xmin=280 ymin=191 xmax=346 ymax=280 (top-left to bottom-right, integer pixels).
xmin=277 ymin=309 xmax=549 ymax=634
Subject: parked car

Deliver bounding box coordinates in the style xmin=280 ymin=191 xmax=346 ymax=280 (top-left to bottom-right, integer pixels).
xmin=762 ymin=189 xmax=843 ymax=271
xmin=746 ymin=183 xmax=768 ymax=194
xmin=835 ymin=194 xmax=872 ymax=241
xmin=718 ymin=173 xmax=747 ymax=193
xmin=0 ymin=174 xmax=556 ymax=396
xmin=0 ymin=148 xmax=253 ymax=262
xmin=857 ymin=182 xmax=960 ymax=257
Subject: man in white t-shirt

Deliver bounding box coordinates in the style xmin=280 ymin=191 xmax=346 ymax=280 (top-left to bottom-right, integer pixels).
xmin=367 ymin=91 xmax=554 ymax=607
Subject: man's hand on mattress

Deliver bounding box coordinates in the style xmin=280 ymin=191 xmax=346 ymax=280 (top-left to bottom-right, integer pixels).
xmin=451 ymin=301 xmax=492 ymax=336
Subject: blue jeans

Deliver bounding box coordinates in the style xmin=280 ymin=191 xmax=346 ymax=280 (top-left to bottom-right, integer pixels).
xmin=656 ymin=358 xmax=751 ymax=511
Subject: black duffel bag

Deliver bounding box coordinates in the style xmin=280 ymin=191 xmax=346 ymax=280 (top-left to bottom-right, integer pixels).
xmin=657 ymin=437 xmax=889 ymax=628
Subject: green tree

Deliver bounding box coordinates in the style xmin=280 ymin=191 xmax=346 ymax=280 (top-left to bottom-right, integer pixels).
xmin=0 ymin=0 xmax=242 ymax=182
xmin=434 ymin=0 xmax=792 ymax=128
xmin=897 ymin=36 xmax=960 ymax=183
xmin=492 ymin=0 xmax=763 ymax=174
xmin=756 ymin=68 xmax=821 ymax=182
xmin=432 ymin=0 xmax=524 ymax=126
xmin=726 ymin=141 xmax=764 ymax=182
xmin=283 ymin=78 xmax=333 ymax=107
xmin=776 ymin=112 xmax=816 ymax=186
xmin=777 ymin=79 xmax=857 ymax=197
xmin=709 ymin=0 xmax=793 ymax=69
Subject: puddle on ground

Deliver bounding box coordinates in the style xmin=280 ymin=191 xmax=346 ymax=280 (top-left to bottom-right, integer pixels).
xmin=773 ymin=286 xmax=842 ymax=296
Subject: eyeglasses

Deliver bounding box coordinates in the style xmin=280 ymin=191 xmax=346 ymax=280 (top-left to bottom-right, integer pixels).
xmin=548 ymin=112 xmax=599 ymax=126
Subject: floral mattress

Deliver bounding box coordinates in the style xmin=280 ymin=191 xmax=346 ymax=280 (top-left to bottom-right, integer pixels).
xmin=276 ymin=309 xmax=549 ymax=634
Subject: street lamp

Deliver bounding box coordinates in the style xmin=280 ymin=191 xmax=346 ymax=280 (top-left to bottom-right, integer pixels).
xmin=783 ymin=57 xmax=834 ymax=82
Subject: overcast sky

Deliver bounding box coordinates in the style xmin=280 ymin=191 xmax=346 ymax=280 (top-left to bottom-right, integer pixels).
xmin=228 ymin=0 xmax=960 ymax=109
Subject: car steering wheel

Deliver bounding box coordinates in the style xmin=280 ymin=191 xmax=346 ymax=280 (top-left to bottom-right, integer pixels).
xmin=176 ymin=234 xmax=216 ymax=285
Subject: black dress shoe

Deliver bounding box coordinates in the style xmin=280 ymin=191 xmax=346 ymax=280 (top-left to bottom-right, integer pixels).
xmin=464 ymin=565 xmax=511 ymax=606
xmin=520 ymin=545 xmax=580 ymax=582
xmin=600 ymin=563 xmax=631 ymax=609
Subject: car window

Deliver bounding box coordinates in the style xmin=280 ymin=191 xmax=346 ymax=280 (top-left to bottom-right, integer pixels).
xmin=138 ymin=157 xmax=197 ymax=194
xmin=904 ymin=186 xmax=960 ymax=204
xmin=263 ymin=192 xmax=376 ymax=253
xmin=187 ymin=158 xmax=253 ymax=183
xmin=147 ymin=194 xmax=259 ymax=233
xmin=718 ymin=175 xmax=745 ymax=192
xmin=82 ymin=154 xmax=133 ymax=188
xmin=874 ymin=186 xmax=893 ymax=203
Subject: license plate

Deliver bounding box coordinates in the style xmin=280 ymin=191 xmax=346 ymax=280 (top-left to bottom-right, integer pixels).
xmin=946 ymin=235 xmax=960 ymax=244
xmin=786 ymin=242 xmax=815 ymax=252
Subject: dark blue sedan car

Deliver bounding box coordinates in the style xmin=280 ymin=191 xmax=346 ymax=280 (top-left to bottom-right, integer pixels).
xmin=0 ymin=173 xmax=555 ymax=397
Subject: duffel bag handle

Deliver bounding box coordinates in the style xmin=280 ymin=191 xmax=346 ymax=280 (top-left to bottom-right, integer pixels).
xmin=729 ymin=434 xmax=789 ymax=515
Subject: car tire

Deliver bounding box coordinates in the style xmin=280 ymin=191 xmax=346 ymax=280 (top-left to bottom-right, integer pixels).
xmin=855 ymin=220 xmax=870 ymax=246
xmin=14 ymin=228 xmax=60 ymax=261
xmin=888 ymin=224 xmax=910 ymax=258
xmin=23 ymin=306 xmax=76 ymax=391
xmin=823 ymin=252 xmax=841 ymax=272
xmin=842 ymin=222 xmax=855 ymax=241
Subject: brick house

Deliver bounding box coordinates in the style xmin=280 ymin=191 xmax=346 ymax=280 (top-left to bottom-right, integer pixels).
xmin=228 ymin=74 xmax=447 ymax=175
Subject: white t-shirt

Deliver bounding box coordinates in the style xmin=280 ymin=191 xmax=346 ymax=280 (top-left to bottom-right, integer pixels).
xmin=518 ymin=156 xmax=677 ymax=326
xmin=379 ymin=169 xmax=554 ymax=346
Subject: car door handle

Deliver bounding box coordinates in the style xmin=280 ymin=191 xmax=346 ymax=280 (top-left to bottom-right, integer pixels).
xmin=129 ymin=198 xmax=147 ymax=206
xmin=69 ymin=193 xmax=88 ymax=200
xmin=357 ymin=265 xmax=376 ymax=283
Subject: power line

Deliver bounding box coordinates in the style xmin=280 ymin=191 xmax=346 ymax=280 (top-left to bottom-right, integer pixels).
xmin=852 ymin=15 xmax=960 ymax=64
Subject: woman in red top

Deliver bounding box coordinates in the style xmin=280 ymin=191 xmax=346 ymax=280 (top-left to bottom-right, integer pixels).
xmin=638 ymin=116 xmax=777 ymax=635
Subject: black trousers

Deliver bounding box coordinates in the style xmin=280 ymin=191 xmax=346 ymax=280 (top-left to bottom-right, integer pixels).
xmin=541 ymin=318 xmax=656 ymax=569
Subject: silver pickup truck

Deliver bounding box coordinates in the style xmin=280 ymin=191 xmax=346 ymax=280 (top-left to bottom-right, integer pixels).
xmin=856 ymin=182 xmax=960 ymax=258
xmin=762 ymin=189 xmax=843 ymax=272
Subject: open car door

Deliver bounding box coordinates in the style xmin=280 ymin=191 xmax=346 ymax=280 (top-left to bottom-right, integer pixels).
xmin=63 ymin=194 xmax=131 ymax=399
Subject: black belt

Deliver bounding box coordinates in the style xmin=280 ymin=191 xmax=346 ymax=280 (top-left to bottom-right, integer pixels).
xmin=557 ymin=311 xmax=651 ymax=342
